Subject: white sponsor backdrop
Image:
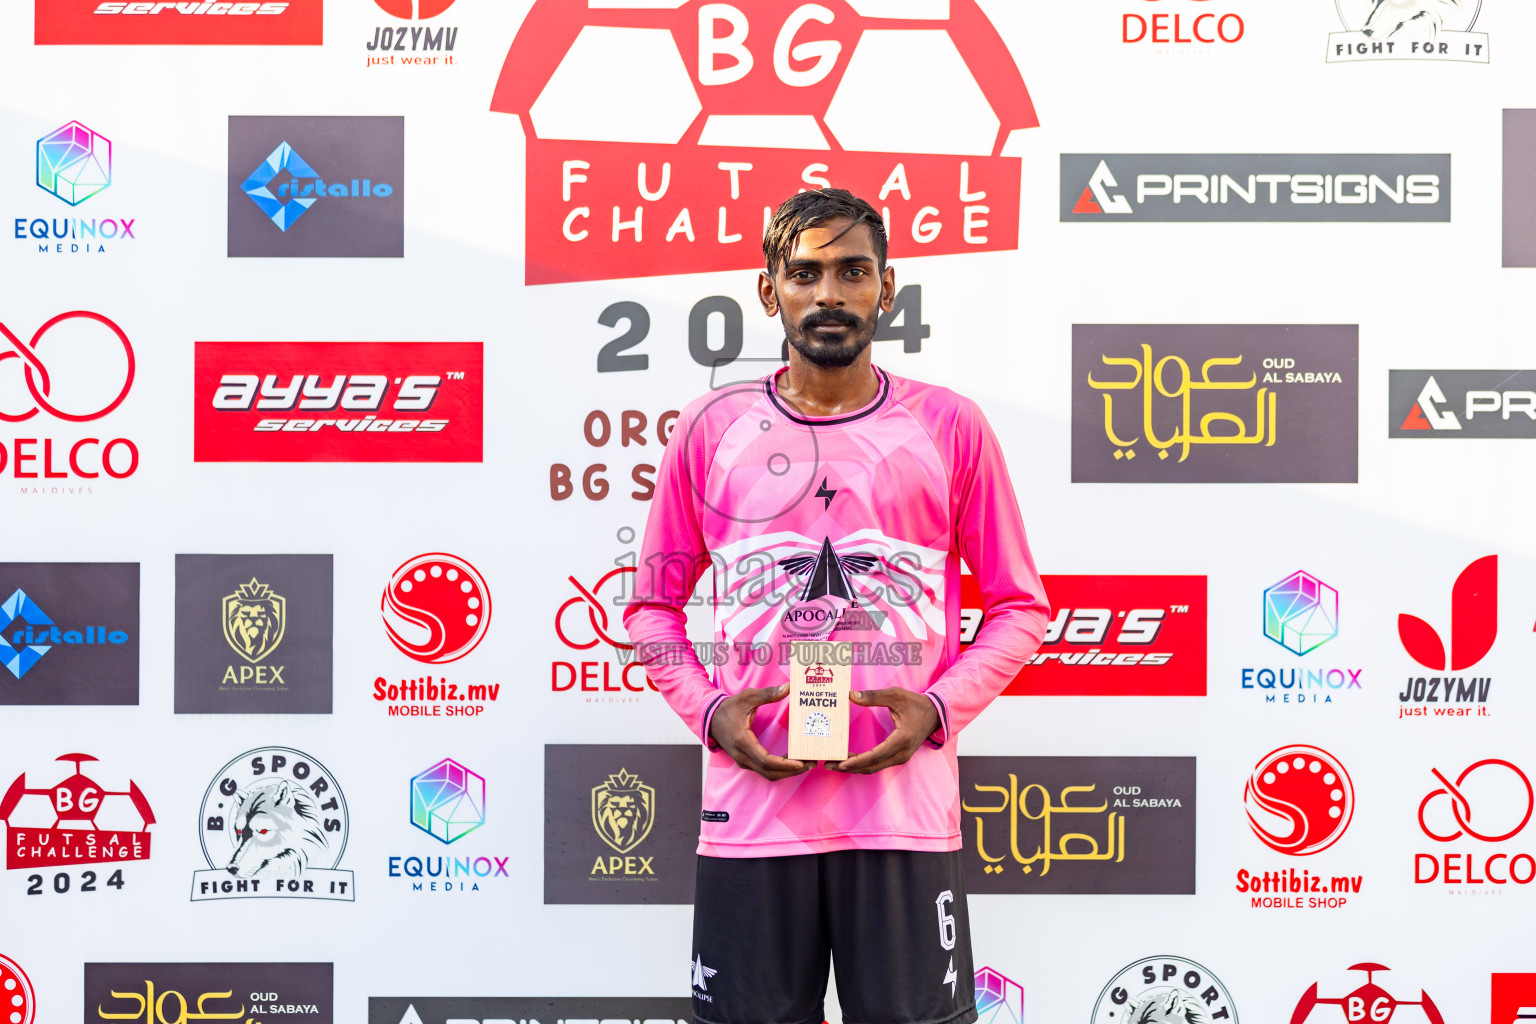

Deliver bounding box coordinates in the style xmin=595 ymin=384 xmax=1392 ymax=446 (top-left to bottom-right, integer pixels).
xmin=3 ymin=1 xmax=1536 ymax=1022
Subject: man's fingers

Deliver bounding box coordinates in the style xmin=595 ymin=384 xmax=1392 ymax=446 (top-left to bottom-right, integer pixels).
xmin=849 ymin=687 xmax=900 ymax=708
xmin=732 ymin=727 xmax=808 ymax=779
xmin=742 ymin=683 xmax=791 ymax=705
xmin=832 ymin=735 xmax=908 ymax=774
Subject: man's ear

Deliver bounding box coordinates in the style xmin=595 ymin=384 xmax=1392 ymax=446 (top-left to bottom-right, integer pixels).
xmin=758 ymin=270 xmax=779 ymax=317
xmin=880 ymin=264 xmax=896 ymax=314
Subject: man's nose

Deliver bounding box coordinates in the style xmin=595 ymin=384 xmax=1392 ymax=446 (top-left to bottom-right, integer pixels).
xmin=814 ymin=276 xmax=845 ymax=307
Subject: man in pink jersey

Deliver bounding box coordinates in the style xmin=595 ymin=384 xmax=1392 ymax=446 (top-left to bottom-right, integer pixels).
xmin=624 ymin=188 xmax=1049 ymax=1024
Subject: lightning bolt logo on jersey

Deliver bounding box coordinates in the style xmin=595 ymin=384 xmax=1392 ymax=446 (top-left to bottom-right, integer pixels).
xmin=625 ymin=366 xmax=1049 ymax=858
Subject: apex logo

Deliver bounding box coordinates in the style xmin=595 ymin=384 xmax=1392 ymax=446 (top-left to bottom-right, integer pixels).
xmin=1400 ymin=376 xmax=1460 ymax=430
xmin=1071 ymin=160 xmax=1132 ymax=215
xmin=1398 ymin=556 xmax=1496 ymax=671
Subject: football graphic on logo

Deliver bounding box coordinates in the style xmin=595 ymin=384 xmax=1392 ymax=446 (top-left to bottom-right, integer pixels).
xmin=1244 ymin=744 xmax=1354 ymax=856
xmin=382 ymin=553 xmax=491 ymax=664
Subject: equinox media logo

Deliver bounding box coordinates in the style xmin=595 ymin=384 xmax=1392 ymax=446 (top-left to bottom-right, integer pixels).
xmin=1243 ymin=571 xmax=1361 ymax=706
xmin=37 ymin=122 xmax=109 ymax=205
xmin=18 ymin=123 xmax=137 ymax=256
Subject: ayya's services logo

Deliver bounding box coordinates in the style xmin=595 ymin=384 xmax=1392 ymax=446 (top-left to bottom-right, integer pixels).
xmin=36 ymin=0 xmax=322 ymax=45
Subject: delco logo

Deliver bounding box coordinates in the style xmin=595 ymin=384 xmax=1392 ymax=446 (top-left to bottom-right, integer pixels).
xmin=193 ymin=342 xmax=483 ymax=463
xmin=489 ymin=0 xmax=1039 ymax=284
xmin=961 ymin=574 xmax=1206 ymax=696
xmin=36 ymin=0 xmax=320 ymax=44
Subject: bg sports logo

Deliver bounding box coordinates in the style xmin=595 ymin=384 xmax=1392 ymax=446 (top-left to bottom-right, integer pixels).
xmin=489 ymin=0 xmax=1039 ymax=284
xmin=194 ymin=342 xmax=483 ymax=462
xmin=960 ymin=574 xmax=1206 ymax=696
xmin=36 ymin=0 xmax=322 ymax=45
xmin=192 ymin=747 xmax=353 ymax=902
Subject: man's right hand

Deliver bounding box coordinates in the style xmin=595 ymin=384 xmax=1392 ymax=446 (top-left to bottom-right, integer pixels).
xmin=708 ymin=684 xmax=811 ymax=781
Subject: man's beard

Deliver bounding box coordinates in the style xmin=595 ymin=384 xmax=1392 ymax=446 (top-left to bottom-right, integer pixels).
xmin=784 ymin=308 xmax=875 ymax=368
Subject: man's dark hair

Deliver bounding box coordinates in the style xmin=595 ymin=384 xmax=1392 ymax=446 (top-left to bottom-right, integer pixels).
xmin=762 ymin=188 xmax=888 ymax=277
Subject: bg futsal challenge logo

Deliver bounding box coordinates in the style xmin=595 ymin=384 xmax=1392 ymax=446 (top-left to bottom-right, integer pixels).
xmin=490 ymin=0 xmax=1039 ymax=284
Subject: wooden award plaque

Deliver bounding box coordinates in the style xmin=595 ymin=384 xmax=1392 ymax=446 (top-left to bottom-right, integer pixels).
xmin=787 ymin=641 xmax=851 ymax=761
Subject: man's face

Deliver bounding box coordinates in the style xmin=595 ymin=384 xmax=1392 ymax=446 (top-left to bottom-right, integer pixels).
xmin=760 ymin=218 xmax=895 ymax=368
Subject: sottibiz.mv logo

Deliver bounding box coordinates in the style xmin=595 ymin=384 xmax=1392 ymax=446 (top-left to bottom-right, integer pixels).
xmin=2 ymin=753 xmax=153 ymax=895
xmin=1397 ymin=556 xmax=1497 ymax=716
xmin=194 ymin=342 xmax=483 ymax=462
xmin=36 ymin=0 xmax=321 ymax=45
xmin=192 ymin=747 xmax=353 ymax=901
xmin=490 ymin=0 xmax=1039 ymax=284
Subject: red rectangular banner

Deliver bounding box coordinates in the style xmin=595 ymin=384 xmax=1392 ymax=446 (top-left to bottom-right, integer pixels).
xmin=961 ymin=574 xmax=1207 ymax=696
xmin=36 ymin=0 xmax=322 ymax=45
xmin=193 ymin=342 xmax=484 ymax=463
xmin=7 ymin=828 xmax=151 ymax=869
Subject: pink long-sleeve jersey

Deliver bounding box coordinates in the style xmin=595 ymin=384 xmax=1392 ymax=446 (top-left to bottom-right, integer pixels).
xmin=623 ymin=365 xmax=1049 ymax=857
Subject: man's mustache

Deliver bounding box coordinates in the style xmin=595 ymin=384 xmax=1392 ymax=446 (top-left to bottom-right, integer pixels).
xmin=799 ymin=309 xmax=863 ymax=333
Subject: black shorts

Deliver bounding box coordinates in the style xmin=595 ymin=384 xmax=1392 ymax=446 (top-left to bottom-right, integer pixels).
xmin=690 ymin=849 xmax=977 ymax=1024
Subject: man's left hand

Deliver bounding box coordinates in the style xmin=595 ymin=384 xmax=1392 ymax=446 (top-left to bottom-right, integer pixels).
xmin=831 ymin=687 xmax=940 ymax=774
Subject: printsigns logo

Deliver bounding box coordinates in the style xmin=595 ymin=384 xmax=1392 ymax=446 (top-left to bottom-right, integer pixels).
xmin=174 ymin=554 xmax=333 ymax=714
xmin=1091 ymin=957 xmax=1238 ymax=1024
xmin=544 ymin=745 xmax=699 ymax=904
xmin=490 ymin=0 xmax=1039 ymax=284
xmin=962 ymin=574 xmax=1206 ymax=696
xmin=1292 ymin=965 xmax=1444 ymax=1024
xmin=1 ymin=753 xmax=154 ymax=895
xmin=1244 ymin=745 xmax=1353 ymax=856
xmin=192 ymin=747 xmax=353 ymax=902
xmin=368 ymin=998 xmax=692 ymax=1024
xmin=37 ymin=122 xmax=109 ymax=205
xmin=1061 ymin=155 xmax=1449 ymax=222
xmin=86 ymin=963 xmax=333 ymax=1024
xmin=0 ymin=954 xmax=35 ymax=1024
xmin=228 ymin=116 xmax=403 ymax=258
xmin=1265 ymin=572 xmax=1338 ymax=656
xmin=1328 ymin=0 xmax=1489 ymax=62
xmin=0 ymin=563 xmax=138 ymax=705
xmin=1071 ymin=325 xmax=1359 ymax=483
xmin=958 ymin=757 xmax=1195 ymax=894
xmin=383 ymin=554 xmax=490 ymax=664
xmin=592 ymin=768 xmax=655 ymax=855
xmin=410 ymin=759 xmax=484 ymax=844
xmin=193 ymin=341 xmax=483 ymax=463
xmin=1390 ymin=371 xmax=1536 ymax=437
xmin=36 ymin=0 xmax=322 ymax=45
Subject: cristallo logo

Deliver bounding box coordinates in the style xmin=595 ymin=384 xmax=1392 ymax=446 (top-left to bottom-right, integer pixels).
xmin=489 ymin=0 xmax=1039 ymax=284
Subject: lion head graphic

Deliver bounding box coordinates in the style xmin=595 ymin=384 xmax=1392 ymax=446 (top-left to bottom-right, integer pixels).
xmin=226 ymin=778 xmax=329 ymax=879
xmin=222 ymin=578 xmax=286 ymax=664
